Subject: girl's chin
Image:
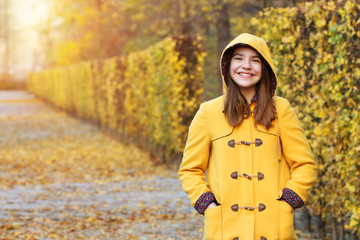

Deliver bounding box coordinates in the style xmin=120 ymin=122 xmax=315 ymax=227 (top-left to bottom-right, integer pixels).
xmin=235 ymin=83 xmax=256 ymax=89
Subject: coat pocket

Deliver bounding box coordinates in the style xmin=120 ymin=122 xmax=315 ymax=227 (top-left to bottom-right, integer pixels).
xmin=278 ymin=200 xmax=296 ymax=240
xmin=204 ymin=205 xmax=222 ymax=240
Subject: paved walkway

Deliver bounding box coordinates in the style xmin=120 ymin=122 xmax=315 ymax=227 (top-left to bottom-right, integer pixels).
xmin=0 ymin=91 xmax=203 ymax=239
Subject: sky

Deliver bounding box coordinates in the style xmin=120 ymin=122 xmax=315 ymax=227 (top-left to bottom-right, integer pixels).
xmin=1 ymin=0 xmax=50 ymax=79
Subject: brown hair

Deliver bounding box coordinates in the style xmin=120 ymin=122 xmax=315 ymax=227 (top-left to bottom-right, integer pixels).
xmin=223 ymin=46 xmax=276 ymax=129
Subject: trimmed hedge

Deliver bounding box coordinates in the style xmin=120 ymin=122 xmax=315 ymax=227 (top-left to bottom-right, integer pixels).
xmin=250 ymin=0 xmax=360 ymax=236
xmin=28 ymin=35 xmax=205 ymax=163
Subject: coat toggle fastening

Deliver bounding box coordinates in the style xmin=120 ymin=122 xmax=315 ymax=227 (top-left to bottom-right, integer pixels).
xmin=231 ymin=171 xmax=264 ymax=180
xmin=228 ymin=138 xmax=263 ymax=147
xmin=231 ymin=203 xmax=266 ymax=212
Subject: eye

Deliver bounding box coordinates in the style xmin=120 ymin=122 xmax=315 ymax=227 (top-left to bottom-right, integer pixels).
xmin=252 ymin=58 xmax=261 ymax=63
xmin=233 ymin=57 xmax=243 ymax=61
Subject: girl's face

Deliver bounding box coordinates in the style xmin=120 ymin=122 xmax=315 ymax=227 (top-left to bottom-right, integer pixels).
xmin=229 ymin=47 xmax=262 ymax=94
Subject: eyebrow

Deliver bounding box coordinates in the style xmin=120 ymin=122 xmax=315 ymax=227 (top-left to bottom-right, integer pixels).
xmin=233 ymin=53 xmax=261 ymax=58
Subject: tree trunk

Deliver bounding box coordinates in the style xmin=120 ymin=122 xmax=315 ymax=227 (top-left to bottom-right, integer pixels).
xmin=294 ymin=207 xmax=311 ymax=234
xmin=312 ymin=214 xmax=326 ymax=239
xmin=338 ymin=220 xmax=344 ymax=240
xmin=216 ymin=0 xmax=231 ymax=94
xmin=175 ymin=0 xmax=193 ymax=35
xmin=331 ymin=218 xmax=337 ymax=240
xmin=349 ymin=231 xmax=359 ymax=240
xmin=260 ymin=0 xmax=274 ymax=9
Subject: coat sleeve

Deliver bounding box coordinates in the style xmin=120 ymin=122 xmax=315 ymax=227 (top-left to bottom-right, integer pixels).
xmin=278 ymin=98 xmax=318 ymax=205
xmin=178 ymin=103 xmax=212 ymax=210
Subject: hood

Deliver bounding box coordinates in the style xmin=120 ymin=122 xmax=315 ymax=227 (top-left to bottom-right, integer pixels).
xmin=220 ymin=33 xmax=278 ymax=96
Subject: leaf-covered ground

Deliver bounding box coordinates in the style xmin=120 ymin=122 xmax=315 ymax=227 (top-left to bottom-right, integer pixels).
xmin=0 ymin=91 xmax=203 ymax=239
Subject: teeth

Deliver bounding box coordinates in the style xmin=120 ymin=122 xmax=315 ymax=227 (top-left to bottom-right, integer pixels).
xmin=240 ymin=73 xmax=252 ymax=77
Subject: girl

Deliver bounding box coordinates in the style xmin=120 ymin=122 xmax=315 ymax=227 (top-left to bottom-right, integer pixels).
xmin=178 ymin=33 xmax=317 ymax=240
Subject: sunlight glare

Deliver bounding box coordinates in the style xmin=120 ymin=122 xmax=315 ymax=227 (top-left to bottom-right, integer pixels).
xmin=7 ymin=0 xmax=51 ymax=76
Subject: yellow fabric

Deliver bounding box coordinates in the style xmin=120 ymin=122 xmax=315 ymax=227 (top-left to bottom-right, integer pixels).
xmin=178 ymin=33 xmax=317 ymax=240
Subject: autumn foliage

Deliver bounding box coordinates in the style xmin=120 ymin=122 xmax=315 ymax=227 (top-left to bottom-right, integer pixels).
xmin=26 ymin=0 xmax=360 ymax=238
xmin=250 ymin=0 xmax=360 ymax=237
xmin=28 ymin=35 xmax=205 ymax=163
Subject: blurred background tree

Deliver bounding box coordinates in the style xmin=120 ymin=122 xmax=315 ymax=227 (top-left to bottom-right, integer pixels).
xmin=38 ymin=0 xmax=307 ymax=98
xmin=0 ymin=0 xmax=13 ymax=88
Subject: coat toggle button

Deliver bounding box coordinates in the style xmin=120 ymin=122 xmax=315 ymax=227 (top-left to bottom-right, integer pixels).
xmin=255 ymin=138 xmax=263 ymax=146
xmin=228 ymin=140 xmax=235 ymax=148
xmin=231 ymin=204 xmax=239 ymax=212
xmin=243 ymin=173 xmax=252 ymax=179
xmin=258 ymin=172 xmax=265 ymax=180
xmin=259 ymin=203 xmax=266 ymax=211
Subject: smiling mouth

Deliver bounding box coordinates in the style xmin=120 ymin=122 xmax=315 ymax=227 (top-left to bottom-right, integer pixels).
xmin=239 ymin=73 xmax=253 ymax=77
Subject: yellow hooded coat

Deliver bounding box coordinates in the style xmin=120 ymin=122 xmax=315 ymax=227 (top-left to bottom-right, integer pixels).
xmin=178 ymin=33 xmax=317 ymax=240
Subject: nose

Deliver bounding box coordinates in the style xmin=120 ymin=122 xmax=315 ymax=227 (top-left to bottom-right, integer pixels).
xmin=241 ymin=59 xmax=251 ymax=69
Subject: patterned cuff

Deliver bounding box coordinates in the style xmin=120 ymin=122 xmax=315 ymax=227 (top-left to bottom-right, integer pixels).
xmin=194 ymin=191 xmax=216 ymax=215
xmin=281 ymin=188 xmax=304 ymax=209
